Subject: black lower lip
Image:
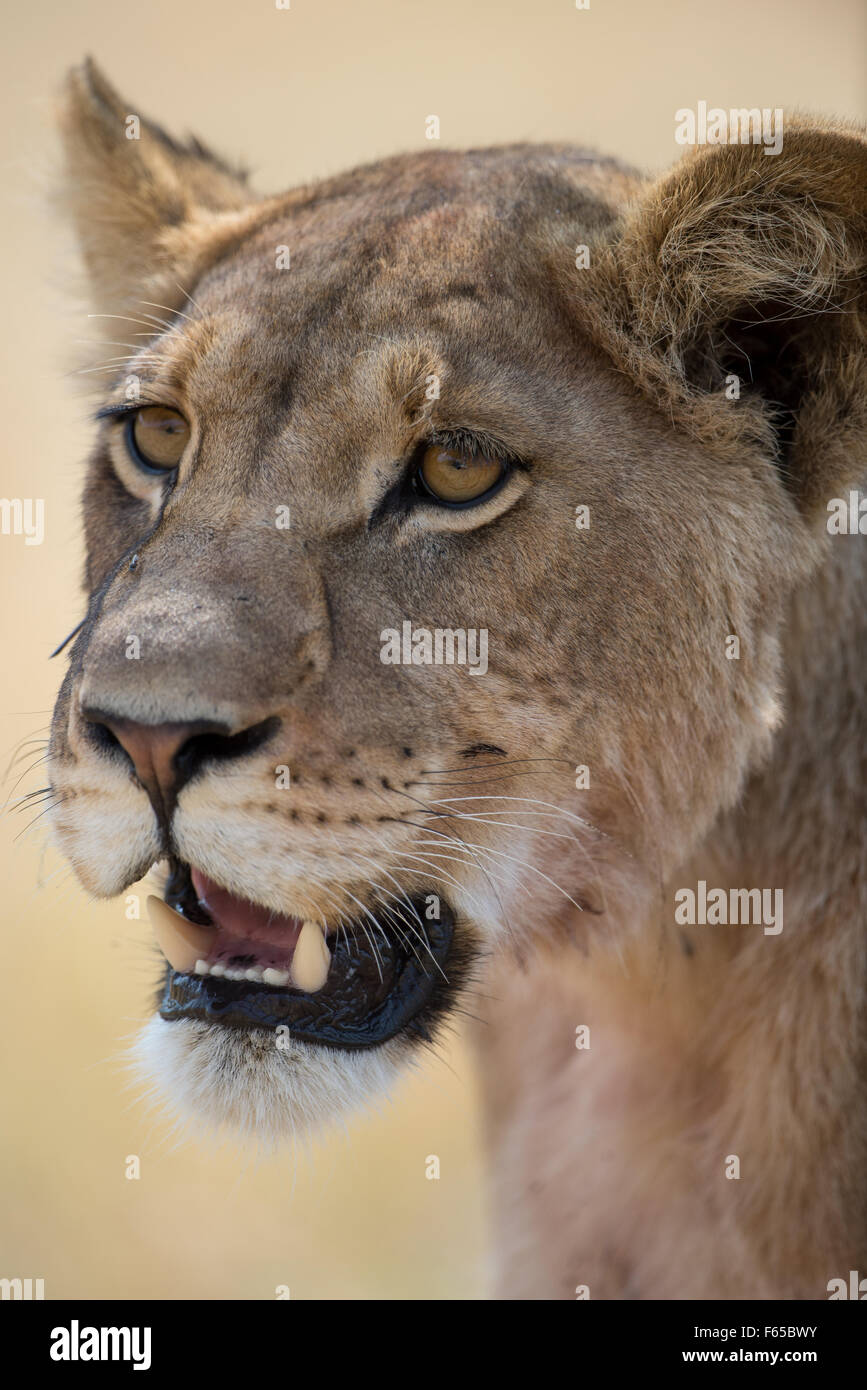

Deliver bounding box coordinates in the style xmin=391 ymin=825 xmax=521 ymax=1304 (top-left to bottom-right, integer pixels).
xmin=159 ymin=897 xmax=455 ymax=1049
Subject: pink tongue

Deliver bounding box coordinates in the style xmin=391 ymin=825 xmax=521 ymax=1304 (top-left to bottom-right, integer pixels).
xmin=191 ymin=869 xmax=303 ymax=950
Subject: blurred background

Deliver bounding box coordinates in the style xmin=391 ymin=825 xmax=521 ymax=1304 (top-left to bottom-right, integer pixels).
xmin=1 ymin=0 xmax=863 ymax=1300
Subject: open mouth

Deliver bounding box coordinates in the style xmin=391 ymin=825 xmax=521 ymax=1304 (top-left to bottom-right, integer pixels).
xmin=152 ymin=860 xmax=456 ymax=1049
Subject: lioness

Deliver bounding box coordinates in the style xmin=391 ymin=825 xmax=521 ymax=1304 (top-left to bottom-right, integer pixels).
xmin=47 ymin=60 xmax=866 ymax=1299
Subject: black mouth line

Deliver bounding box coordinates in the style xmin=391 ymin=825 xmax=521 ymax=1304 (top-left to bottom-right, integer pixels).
xmin=158 ymin=862 xmax=458 ymax=1050
xmin=163 ymin=856 xmax=214 ymax=924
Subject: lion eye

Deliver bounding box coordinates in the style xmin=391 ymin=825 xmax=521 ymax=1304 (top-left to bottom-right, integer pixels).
xmin=127 ymin=407 xmax=190 ymax=472
xmin=418 ymin=444 xmax=504 ymax=505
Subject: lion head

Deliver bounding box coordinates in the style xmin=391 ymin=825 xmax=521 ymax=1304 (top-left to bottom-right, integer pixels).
xmin=47 ymin=61 xmax=866 ymax=1138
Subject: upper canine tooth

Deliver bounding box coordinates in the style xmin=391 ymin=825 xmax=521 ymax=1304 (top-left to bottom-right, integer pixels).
xmin=147 ymin=895 xmax=217 ymax=974
xmin=290 ymin=921 xmax=331 ymax=994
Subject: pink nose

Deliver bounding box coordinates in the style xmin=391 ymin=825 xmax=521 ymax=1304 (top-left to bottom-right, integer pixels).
xmin=81 ymin=711 xmax=279 ymax=823
xmin=103 ymin=720 xmax=207 ymax=811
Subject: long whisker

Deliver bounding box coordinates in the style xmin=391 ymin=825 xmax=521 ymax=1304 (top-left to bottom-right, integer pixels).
xmin=356 ymin=764 xmax=516 ymax=936
xmin=413 ymin=833 xmax=593 ymax=918
xmin=362 ymin=823 xmax=492 ymax=921
xmin=4 ymin=742 xmax=50 ymax=778
xmin=8 ymin=786 xmax=54 ymax=808
xmin=336 ymin=847 xmax=446 ymax=972
xmin=336 ymin=844 xmax=428 ymax=942
xmin=87 ymin=312 xmax=165 ymax=333
xmin=74 ymin=359 xmax=163 ymax=376
xmin=173 ymin=281 xmax=206 ymax=316
xmin=75 ymin=338 xmax=158 ymax=352
xmin=139 ymin=299 xmax=197 ymax=323
xmin=422 ymin=794 xmax=610 ymax=839
xmin=15 ymin=793 xmax=67 ymax=842
xmin=302 ymin=834 xmax=400 ymax=967
xmin=422 ymin=811 xmax=592 ymax=844
xmin=2 ymin=758 xmax=56 ymax=807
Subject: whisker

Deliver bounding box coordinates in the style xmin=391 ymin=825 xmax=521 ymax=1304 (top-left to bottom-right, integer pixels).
xmin=416 ymin=833 xmax=594 ymax=918
xmin=423 ymin=794 xmax=610 ymax=839
xmin=88 ymin=312 xmax=166 ymax=333
xmin=75 ymin=338 xmax=157 ymax=352
xmin=336 ymin=848 xmax=443 ymax=972
xmin=356 ymin=762 xmax=516 ymax=937
xmin=139 ymin=299 xmax=197 ymax=323
xmin=15 ymin=794 xmax=67 ymax=842
xmin=173 ymin=281 xmax=206 ymax=316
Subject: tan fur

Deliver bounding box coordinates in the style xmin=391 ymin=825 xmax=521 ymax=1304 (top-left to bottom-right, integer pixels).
xmin=47 ymin=61 xmax=866 ymax=1297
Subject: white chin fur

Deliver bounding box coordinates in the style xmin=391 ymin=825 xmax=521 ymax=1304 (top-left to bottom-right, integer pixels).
xmin=132 ymin=1015 xmax=409 ymax=1145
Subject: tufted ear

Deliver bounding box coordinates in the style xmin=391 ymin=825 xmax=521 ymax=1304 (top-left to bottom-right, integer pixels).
xmin=584 ymin=119 xmax=867 ymax=520
xmin=58 ymin=58 xmax=255 ymax=321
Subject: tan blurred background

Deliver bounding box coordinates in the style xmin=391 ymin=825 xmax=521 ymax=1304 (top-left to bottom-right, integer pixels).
xmin=1 ymin=0 xmax=863 ymax=1300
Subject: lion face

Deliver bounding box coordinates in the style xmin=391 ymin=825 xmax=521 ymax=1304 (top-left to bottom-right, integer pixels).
xmin=48 ymin=64 xmax=865 ymax=1136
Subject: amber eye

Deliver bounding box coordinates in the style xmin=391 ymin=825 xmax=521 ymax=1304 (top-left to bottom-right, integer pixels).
xmin=127 ymin=406 xmax=190 ymax=472
xmin=418 ymin=444 xmax=505 ymax=505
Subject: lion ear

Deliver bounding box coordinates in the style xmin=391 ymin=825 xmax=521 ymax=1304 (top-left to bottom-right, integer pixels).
xmin=59 ymin=58 xmax=253 ymax=319
xmin=586 ymin=121 xmax=867 ymax=519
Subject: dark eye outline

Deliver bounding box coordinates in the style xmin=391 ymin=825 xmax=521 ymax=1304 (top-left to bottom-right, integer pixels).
xmin=410 ymin=436 xmax=516 ymax=511
xmin=367 ymin=431 xmax=526 ymax=530
xmin=124 ymin=410 xmax=188 ymax=476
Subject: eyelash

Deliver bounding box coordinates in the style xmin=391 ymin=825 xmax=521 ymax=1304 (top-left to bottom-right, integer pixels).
xmin=96 ymin=403 xmax=154 ymax=425
xmin=426 ymin=428 xmax=512 ymax=463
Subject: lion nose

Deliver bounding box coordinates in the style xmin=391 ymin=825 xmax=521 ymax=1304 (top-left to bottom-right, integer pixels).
xmin=81 ymin=710 xmax=280 ymax=823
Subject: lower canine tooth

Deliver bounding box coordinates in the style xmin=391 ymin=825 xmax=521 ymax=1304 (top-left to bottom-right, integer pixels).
xmin=147 ymin=896 xmax=216 ymax=974
xmin=290 ymin=921 xmax=331 ymax=993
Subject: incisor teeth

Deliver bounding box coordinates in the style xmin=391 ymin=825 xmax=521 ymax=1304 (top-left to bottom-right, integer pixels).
xmin=290 ymin=921 xmax=331 ymax=993
xmin=263 ymin=967 xmax=290 ymax=987
xmin=147 ymin=896 xmax=217 ymax=974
